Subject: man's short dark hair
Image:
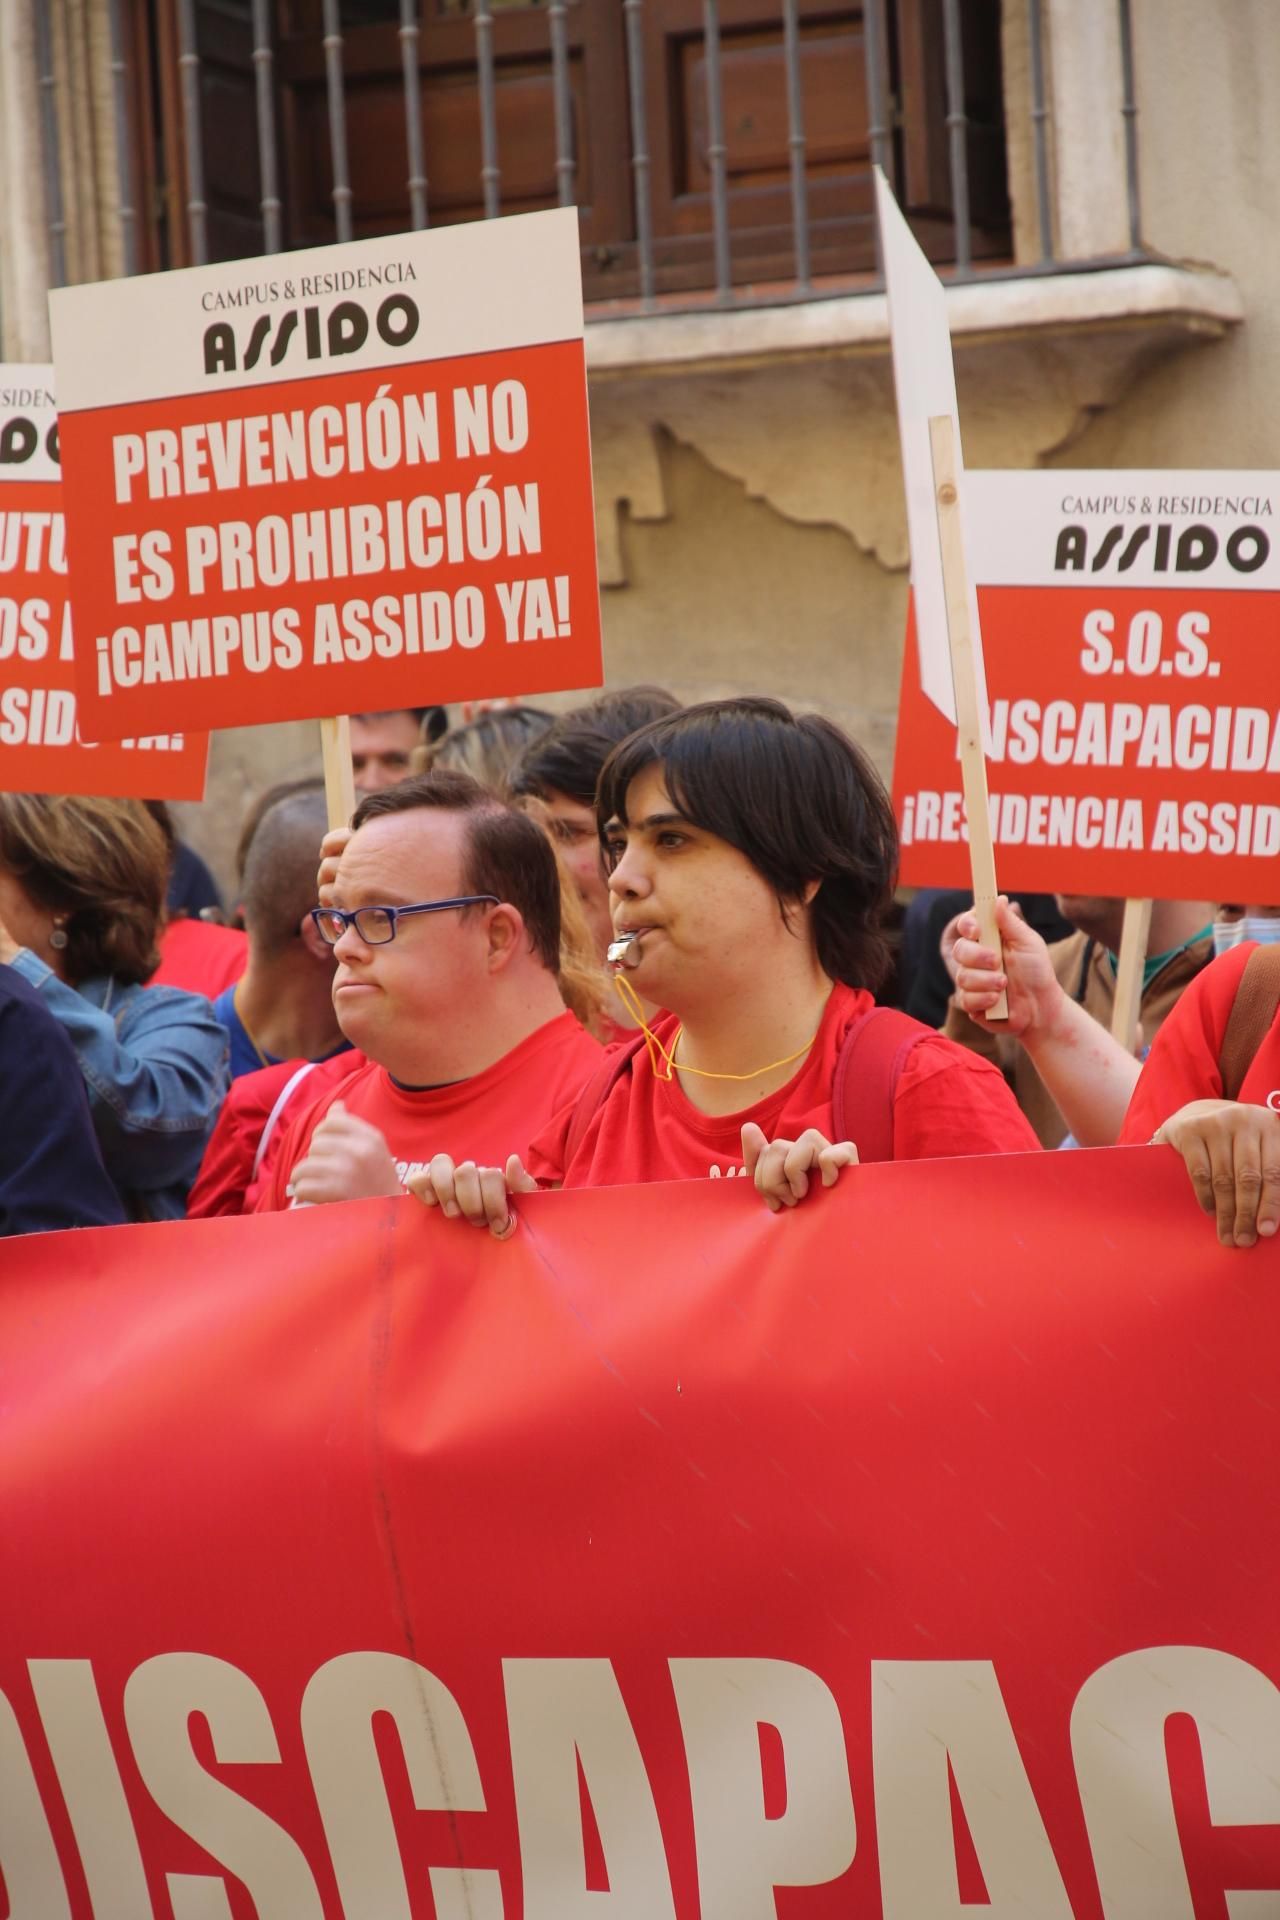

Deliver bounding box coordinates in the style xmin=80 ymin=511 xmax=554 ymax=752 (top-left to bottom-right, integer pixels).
xmin=352 ymin=706 xmax=448 ymax=743
xmin=351 ymin=770 xmax=560 ymax=973
xmin=596 ymin=697 xmax=898 ymax=992
xmin=510 ymin=685 xmax=682 ymax=810
xmin=241 ymin=784 xmax=330 ymax=953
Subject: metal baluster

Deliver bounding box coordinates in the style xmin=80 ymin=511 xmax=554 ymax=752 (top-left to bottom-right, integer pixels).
xmin=623 ymin=0 xmax=656 ymax=306
xmin=940 ymin=0 xmax=970 ymax=274
xmin=474 ymin=0 xmax=501 ymax=217
xmin=781 ymin=0 xmax=811 ymax=290
xmin=862 ymin=0 xmax=892 ymax=183
xmin=862 ymin=0 xmax=891 ymax=273
xmin=1027 ymin=0 xmax=1054 ymax=261
xmin=34 ymin=0 xmax=67 ymax=286
xmin=106 ymin=0 xmax=140 ymax=274
xmin=399 ymin=0 xmax=429 ymax=228
xmin=548 ymin=0 xmax=575 ymax=207
xmin=321 ymin=0 xmax=354 ymax=241
xmin=1116 ymin=0 xmax=1142 ymax=253
xmin=702 ymin=0 xmax=731 ymax=303
xmin=176 ymin=0 xmax=208 ymax=263
xmin=251 ymin=0 xmax=283 ymax=253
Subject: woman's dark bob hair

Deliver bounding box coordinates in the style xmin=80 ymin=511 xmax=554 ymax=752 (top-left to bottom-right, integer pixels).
xmin=596 ymin=696 xmax=899 ymax=992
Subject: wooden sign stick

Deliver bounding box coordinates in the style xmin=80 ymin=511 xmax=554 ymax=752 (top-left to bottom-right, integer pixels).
xmin=1110 ymin=896 xmax=1153 ymax=1054
xmin=319 ymin=714 xmax=356 ymax=836
xmin=928 ymin=414 xmax=1008 ymax=1021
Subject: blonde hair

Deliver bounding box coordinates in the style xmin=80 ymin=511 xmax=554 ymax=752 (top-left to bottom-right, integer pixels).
xmin=0 ymin=794 xmax=168 ymax=985
xmin=411 ymin=706 xmax=553 ymax=794
xmin=517 ymin=794 xmax=612 ymax=1038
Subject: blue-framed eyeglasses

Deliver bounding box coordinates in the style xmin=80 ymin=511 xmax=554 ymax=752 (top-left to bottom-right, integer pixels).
xmin=310 ymin=895 xmax=500 ymax=946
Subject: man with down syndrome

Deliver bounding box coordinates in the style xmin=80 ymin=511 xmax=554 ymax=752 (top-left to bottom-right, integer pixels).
xmin=410 ymin=697 xmax=1037 ymax=1234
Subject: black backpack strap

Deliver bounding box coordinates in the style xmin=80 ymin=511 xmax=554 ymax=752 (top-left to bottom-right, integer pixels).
xmin=831 ymin=1006 xmax=932 ymax=1163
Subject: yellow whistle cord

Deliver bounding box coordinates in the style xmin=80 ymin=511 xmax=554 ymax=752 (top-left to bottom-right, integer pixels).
xmin=612 ymin=972 xmax=818 ymax=1084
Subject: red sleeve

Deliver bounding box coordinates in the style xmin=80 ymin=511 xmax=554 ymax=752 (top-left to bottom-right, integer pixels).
xmin=186 ymin=1061 xmax=301 ymax=1217
xmin=186 ymin=1098 xmax=258 ymax=1217
xmin=892 ymin=1034 xmax=1041 ymax=1159
xmin=525 ymin=1092 xmax=579 ymax=1186
xmin=1118 ymin=944 xmax=1250 ymax=1144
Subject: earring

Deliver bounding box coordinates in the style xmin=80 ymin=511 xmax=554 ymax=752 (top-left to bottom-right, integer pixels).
xmin=49 ymin=919 xmax=68 ymax=951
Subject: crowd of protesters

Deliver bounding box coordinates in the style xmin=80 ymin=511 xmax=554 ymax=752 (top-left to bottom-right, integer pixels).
xmin=4 ymin=689 xmax=1279 ymax=1248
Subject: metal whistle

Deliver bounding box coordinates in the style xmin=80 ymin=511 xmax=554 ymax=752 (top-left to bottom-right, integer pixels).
xmin=607 ymin=931 xmax=643 ymax=971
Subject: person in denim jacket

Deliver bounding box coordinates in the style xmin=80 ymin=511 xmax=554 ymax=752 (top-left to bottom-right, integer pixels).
xmin=0 ymin=794 xmax=229 ymax=1220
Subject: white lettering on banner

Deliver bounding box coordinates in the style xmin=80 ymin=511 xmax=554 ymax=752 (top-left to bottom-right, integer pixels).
xmin=109 ymin=382 xmax=534 ymax=505
xmin=902 ymin=789 xmax=1280 ymax=859
xmin=301 ymin=1652 xmax=502 ymax=1920
xmin=312 ymin=589 xmax=485 ymax=662
xmin=170 ymin=483 xmax=541 ymax=597
xmin=0 ymin=1687 xmax=73 ymax=1919
xmin=0 ymin=511 xmax=66 ymax=573
xmin=110 ymin=387 xmax=441 ymax=502
xmin=1073 ymin=1647 xmax=1280 ymax=1917
xmin=505 ymin=1658 xmax=678 ymax=1919
xmin=11 ymin=1646 xmax=1279 ymax=1912
xmin=0 ymin=599 xmax=52 ymax=661
xmin=0 ymin=685 xmax=185 ymax=752
xmin=872 ymin=1660 xmax=1073 ymax=1917
xmin=123 ymin=1653 xmax=325 ymax=1919
xmin=985 ymin=699 xmax=1280 ymax=775
xmin=671 ymin=1658 xmax=858 ymax=1916
xmin=95 ymin=610 xmax=304 ymax=693
xmin=27 ymin=1660 xmax=152 ymax=1916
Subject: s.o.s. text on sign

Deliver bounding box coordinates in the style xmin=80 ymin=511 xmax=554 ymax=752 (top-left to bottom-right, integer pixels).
xmin=48 ymin=210 xmax=602 ymax=740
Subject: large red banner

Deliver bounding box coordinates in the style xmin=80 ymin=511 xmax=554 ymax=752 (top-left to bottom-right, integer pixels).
xmin=4 ymin=1149 xmax=1280 ymax=1916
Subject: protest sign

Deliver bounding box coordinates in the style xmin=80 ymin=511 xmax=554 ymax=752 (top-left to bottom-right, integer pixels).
xmin=894 ymin=468 xmax=1280 ymax=900
xmin=48 ymin=209 xmax=602 ymax=741
xmin=0 ymin=368 xmax=207 ymax=799
xmin=4 ymin=1150 xmax=1280 ymax=1916
xmin=876 ymin=171 xmax=1006 ymax=1011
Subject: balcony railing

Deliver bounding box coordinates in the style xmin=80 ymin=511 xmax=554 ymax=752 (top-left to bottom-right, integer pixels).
xmin=44 ymin=1 xmax=1147 ymax=314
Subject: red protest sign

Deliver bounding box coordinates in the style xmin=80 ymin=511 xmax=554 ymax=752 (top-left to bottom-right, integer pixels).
xmin=0 ymin=370 xmax=208 ymax=799
xmin=893 ymin=469 xmax=1280 ymax=899
xmin=48 ymin=211 xmax=602 ymax=741
xmin=4 ymin=1150 xmax=1280 ymax=1915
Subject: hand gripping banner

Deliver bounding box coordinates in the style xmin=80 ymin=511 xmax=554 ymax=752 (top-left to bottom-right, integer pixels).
xmin=3 ymin=1149 xmax=1280 ymax=1916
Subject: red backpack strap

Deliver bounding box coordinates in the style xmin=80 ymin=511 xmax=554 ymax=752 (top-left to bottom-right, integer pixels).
xmin=831 ymin=1006 xmax=932 ymax=1163
xmin=561 ymin=1033 xmax=647 ymax=1173
xmin=1217 ymin=943 xmax=1280 ymax=1100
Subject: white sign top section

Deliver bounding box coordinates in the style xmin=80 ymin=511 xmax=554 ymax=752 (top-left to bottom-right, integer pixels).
xmin=0 ymin=364 xmax=59 ymax=483
xmin=966 ymin=469 xmax=1280 ymax=590
xmin=49 ymin=208 xmax=584 ymax=413
xmin=874 ymin=170 xmax=988 ymax=732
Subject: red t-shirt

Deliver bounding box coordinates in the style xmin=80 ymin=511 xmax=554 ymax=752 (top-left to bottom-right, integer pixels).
xmin=150 ymin=918 xmax=248 ymax=998
xmin=1120 ymin=942 xmax=1280 ymax=1142
xmin=258 ymin=1012 xmax=602 ymax=1210
xmin=529 ymin=982 xmax=1039 ymax=1189
xmin=187 ymin=1053 xmax=364 ymax=1217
